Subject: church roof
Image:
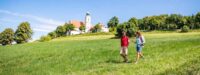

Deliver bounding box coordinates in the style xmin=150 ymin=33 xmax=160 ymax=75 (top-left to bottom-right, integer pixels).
xmin=69 ymin=20 xmax=84 ymax=28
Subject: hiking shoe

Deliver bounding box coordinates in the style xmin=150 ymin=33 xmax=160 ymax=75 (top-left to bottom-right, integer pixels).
xmin=141 ymin=56 xmax=145 ymax=59
xmin=134 ymin=61 xmax=138 ymax=64
xmin=123 ymin=60 xmax=129 ymax=63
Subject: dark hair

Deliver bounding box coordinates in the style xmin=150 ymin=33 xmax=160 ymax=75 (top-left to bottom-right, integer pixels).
xmin=122 ymin=30 xmax=126 ymax=36
xmin=136 ymin=31 xmax=141 ymax=36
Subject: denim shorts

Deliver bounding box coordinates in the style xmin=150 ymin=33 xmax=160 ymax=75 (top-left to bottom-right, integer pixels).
xmin=136 ymin=44 xmax=142 ymax=52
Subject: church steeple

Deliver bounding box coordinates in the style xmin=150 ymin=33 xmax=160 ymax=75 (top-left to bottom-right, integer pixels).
xmin=85 ymin=12 xmax=91 ymax=32
xmin=86 ymin=12 xmax=90 ymax=16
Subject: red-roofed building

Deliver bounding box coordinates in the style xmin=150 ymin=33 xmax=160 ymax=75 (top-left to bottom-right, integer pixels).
xmin=67 ymin=12 xmax=108 ymax=35
xmin=69 ymin=20 xmax=84 ymax=28
xmin=68 ymin=20 xmax=84 ymax=35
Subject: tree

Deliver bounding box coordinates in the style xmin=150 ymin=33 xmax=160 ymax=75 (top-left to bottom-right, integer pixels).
xmin=128 ymin=17 xmax=138 ymax=30
xmin=79 ymin=25 xmax=85 ymax=33
xmin=186 ymin=15 xmax=195 ymax=29
xmin=95 ymin=23 xmax=102 ymax=32
xmin=14 ymin=22 xmax=33 ymax=44
xmin=195 ymin=12 xmax=200 ymax=29
xmin=138 ymin=19 xmax=144 ymax=30
xmin=116 ymin=23 xmax=126 ymax=37
xmin=107 ymin=16 xmax=119 ymax=32
xmin=64 ymin=23 xmax=75 ymax=35
xmin=55 ymin=26 xmax=66 ymax=37
xmin=179 ymin=17 xmax=187 ymax=29
xmin=91 ymin=23 xmax=102 ymax=33
xmin=166 ymin=14 xmax=185 ymax=29
xmin=48 ymin=31 xmax=57 ymax=39
xmin=149 ymin=17 xmax=160 ymax=30
xmin=156 ymin=14 xmax=168 ymax=30
xmin=0 ymin=28 xmax=14 ymax=46
xmin=115 ymin=22 xmax=135 ymax=37
xmin=168 ymin=24 xmax=177 ymax=30
xmin=142 ymin=16 xmax=151 ymax=30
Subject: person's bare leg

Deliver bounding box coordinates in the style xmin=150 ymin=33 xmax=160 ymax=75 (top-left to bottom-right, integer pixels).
xmin=122 ymin=48 xmax=127 ymax=62
xmin=124 ymin=47 xmax=128 ymax=62
xmin=139 ymin=52 xmax=144 ymax=58
xmin=135 ymin=52 xmax=140 ymax=64
xmin=120 ymin=47 xmax=125 ymax=62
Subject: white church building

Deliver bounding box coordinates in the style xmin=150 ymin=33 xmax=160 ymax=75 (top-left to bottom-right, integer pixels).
xmin=69 ymin=12 xmax=108 ymax=35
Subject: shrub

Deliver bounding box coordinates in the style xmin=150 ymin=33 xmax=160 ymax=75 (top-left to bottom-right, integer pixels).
xmin=39 ymin=36 xmax=51 ymax=42
xmin=55 ymin=26 xmax=66 ymax=37
xmin=168 ymin=24 xmax=177 ymax=30
xmin=48 ymin=31 xmax=57 ymax=39
xmin=181 ymin=25 xmax=190 ymax=32
xmin=109 ymin=27 xmax=116 ymax=32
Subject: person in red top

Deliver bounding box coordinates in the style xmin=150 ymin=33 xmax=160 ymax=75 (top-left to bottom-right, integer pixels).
xmin=120 ymin=31 xmax=130 ymax=62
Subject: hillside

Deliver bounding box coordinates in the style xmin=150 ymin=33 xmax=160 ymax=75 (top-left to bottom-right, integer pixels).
xmin=0 ymin=32 xmax=200 ymax=75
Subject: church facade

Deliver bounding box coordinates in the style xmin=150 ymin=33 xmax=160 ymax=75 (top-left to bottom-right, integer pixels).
xmin=69 ymin=12 xmax=108 ymax=35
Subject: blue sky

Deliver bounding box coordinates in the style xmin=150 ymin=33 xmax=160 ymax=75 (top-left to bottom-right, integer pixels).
xmin=0 ymin=0 xmax=200 ymax=40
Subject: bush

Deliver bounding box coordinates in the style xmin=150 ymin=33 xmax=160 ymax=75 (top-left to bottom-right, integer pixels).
xmin=181 ymin=25 xmax=190 ymax=32
xmin=55 ymin=26 xmax=66 ymax=37
xmin=0 ymin=28 xmax=14 ymax=46
xmin=48 ymin=31 xmax=57 ymax=39
xmin=109 ymin=27 xmax=116 ymax=32
xmin=168 ymin=24 xmax=177 ymax=30
xmin=39 ymin=36 xmax=51 ymax=42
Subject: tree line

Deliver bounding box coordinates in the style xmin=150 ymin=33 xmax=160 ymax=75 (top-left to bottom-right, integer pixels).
xmin=1 ymin=12 xmax=200 ymax=44
xmin=0 ymin=22 xmax=33 ymax=46
xmin=108 ymin=12 xmax=200 ymax=37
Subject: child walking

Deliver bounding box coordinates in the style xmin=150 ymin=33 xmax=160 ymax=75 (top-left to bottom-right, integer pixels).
xmin=120 ymin=31 xmax=130 ymax=63
xmin=134 ymin=31 xmax=145 ymax=64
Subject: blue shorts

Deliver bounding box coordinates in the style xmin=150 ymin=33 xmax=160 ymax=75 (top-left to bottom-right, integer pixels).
xmin=136 ymin=45 xmax=142 ymax=52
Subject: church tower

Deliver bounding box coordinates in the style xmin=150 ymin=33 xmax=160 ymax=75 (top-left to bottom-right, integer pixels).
xmin=85 ymin=12 xmax=91 ymax=32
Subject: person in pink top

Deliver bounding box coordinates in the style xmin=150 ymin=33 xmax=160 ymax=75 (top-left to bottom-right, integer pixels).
xmin=120 ymin=31 xmax=130 ymax=62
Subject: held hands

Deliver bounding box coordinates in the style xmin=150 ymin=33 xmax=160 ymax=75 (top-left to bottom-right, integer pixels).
xmin=141 ymin=43 xmax=144 ymax=46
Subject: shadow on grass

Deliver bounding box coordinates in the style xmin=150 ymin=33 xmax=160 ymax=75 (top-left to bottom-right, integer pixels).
xmin=156 ymin=56 xmax=200 ymax=75
xmin=105 ymin=59 xmax=133 ymax=64
xmin=109 ymin=37 xmax=119 ymax=39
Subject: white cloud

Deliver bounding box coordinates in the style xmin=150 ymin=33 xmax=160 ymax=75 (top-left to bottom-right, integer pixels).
xmin=0 ymin=9 xmax=64 ymax=32
xmin=33 ymin=23 xmax=58 ymax=32
xmin=33 ymin=28 xmax=51 ymax=32
xmin=0 ymin=18 xmax=20 ymax=23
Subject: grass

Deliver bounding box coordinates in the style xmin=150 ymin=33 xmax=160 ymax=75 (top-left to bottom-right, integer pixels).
xmin=0 ymin=32 xmax=200 ymax=75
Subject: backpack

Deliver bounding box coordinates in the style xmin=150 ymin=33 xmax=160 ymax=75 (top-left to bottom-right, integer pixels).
xmin=139 ymin=36 xmax=143 ymax=43
xmin=139 ymin=36 xmax=144 ymax=46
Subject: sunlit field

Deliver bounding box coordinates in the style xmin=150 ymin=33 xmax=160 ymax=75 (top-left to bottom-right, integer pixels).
xmin=0 ymin=32 xmax=200 ymax=75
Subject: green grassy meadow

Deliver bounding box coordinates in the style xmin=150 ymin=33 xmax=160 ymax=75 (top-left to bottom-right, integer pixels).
xmin=0 ymin=32 xmax=200 ymax=75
